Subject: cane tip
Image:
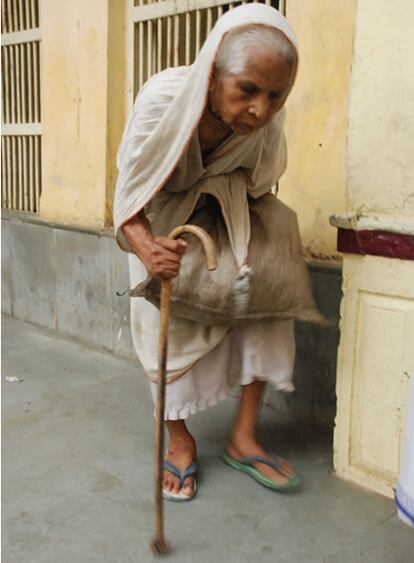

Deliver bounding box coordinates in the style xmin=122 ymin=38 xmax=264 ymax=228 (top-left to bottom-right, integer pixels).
xmin=150 ymin=537 xmax=170 ymax=556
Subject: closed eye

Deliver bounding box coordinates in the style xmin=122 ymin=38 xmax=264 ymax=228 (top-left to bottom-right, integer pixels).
xmin=237 ymin=80 xmax=259 ymax=96
xmin=270 ymin=91 xmax=283 ymax=100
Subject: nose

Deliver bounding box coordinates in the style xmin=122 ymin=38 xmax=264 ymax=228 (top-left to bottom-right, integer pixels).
xmin=251 ymin=94 xmax=270 ymax=121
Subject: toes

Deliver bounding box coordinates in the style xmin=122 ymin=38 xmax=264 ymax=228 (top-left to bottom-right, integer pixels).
xmin=180 ymin=476 xmax=194 ymax=497
xmin=183 ymin=476 xmax=193 ymax=489
xmin=281 ymin=461 xmax=294 ymax=477
xmin=164 ymin=472 xmax=180 ymax=494
xmin=274 ymin=455 xmax=295 ymax=477
xmin=182 ymin=477 xmax=193 ymax=495
xmin=274 ymin=461 xmax=292 ymax=480
xmin=164 ymin=467 xmax=190 ymax=493
xmin=181 ymin=485 xmax=193 ymax=497
xmin=163 ymin=474 xmax=177 ymax=492
xmin=163 ymin=473 xmax=194 ymax=496
xmin=171 ymin=480 xmax=180 ymax=494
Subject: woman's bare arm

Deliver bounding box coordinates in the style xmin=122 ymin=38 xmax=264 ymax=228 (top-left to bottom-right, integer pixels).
xmin=122 ymin=211 xmax=187 ymax=280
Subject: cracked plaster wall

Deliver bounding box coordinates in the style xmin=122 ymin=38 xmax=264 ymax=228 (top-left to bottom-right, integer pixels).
xmin=346 ymin=0 xmax=414 ymax=220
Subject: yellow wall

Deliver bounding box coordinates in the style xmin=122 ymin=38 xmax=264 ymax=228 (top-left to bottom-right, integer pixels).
xmin=105 ymin=0 xmax=130 ymax=225
xmin=280 ymin=0 xmax=357 ymax=259
xmin=346 ymin=0 xmax=414 ymax=218
xmin=39 ymin=0 xmax=128 ymax=230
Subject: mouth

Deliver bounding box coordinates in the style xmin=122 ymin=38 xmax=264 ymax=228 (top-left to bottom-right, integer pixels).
xmin=234 ymin=122 xmax=256 ymax=134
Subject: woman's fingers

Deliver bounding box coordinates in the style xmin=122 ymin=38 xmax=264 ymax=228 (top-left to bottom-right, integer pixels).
xmin=155 ymin=236 xmax=187 ymax=255
xmin=149 ymin=237 xmax=187 ymax=279
xmin=150 ymin=260 xmax=180 ymax=278
xmin=158 ymin=266 xmax=181 ymax=279
xmin=151 ymin=245 xmax=184 ymax=266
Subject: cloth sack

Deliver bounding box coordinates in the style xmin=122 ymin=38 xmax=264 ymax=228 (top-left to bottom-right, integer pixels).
xmin=128 ymin=190 xmax=325 ymax=326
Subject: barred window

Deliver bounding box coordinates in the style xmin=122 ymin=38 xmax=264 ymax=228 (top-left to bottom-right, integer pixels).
xmin=1 ymin=0 xmax=41 ymax=213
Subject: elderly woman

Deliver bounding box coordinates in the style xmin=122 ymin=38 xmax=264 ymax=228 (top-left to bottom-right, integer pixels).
xmin=114 ymin=4 xmax=301 ymax=501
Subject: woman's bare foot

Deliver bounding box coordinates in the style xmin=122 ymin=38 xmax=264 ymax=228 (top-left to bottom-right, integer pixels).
xmin=227 ymin=431 xmax=295 ymax=485
xmin=164 ymin=421 xmax=197 ymax=497
xmin=227 ymin=380 xmax=296 ymax=486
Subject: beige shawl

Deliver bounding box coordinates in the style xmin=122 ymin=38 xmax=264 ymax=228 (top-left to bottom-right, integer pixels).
xmin=114 ymin=4 xmax=299 ymax=381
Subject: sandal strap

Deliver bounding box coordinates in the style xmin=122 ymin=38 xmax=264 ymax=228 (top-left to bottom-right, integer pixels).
xmin=163 ymin=460 xmax=197 ymax=488
xmin=163 ymin=460 xmax=182 ymax=480
xmin=181 ymin=462 xmax=197 ymax=481
xmin=238 ymin=455 xmax=288 ymax=475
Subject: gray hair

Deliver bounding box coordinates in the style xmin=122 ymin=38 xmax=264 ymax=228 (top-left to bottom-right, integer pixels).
xmin=215 ymin=24 xmax=298 ymax=77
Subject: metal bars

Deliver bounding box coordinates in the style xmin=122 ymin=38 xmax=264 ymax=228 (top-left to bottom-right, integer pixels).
xmin=1 ymin=0 xmax=39 ymax=33
xmin=132 ymin=0 xmax=281 ymax=96
xmin=1 ymin=41 xmax=40 ymax=124
xmin=1 ymin=135 xmax=41 ymax=212
xmin=1 ymin=0 xmax=41 ymax=213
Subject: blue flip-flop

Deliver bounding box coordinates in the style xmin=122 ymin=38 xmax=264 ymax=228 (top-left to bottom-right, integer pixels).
xmin=222 ymin=452 xmax=301 ymax=492
xmin=162 ymin=460 xmax=198 ymax=502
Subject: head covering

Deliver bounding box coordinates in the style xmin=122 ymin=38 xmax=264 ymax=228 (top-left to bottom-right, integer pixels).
xmin=113 ymin=3 xmax=298 ymax=243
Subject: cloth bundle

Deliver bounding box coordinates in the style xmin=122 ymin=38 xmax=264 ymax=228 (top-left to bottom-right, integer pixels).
xmin=127 ymin=185 xmax=325 ymax=326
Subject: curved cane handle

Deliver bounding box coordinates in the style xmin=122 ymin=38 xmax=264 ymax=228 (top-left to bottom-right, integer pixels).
xmin=168 ymin=224 xmax=217 ymax=271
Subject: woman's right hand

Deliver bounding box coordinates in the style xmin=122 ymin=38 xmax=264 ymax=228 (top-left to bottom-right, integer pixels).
xmin=121 ymin=212 xmax=187 ymax=280
xmin=144 ymin=236 xmax=187 ymax=279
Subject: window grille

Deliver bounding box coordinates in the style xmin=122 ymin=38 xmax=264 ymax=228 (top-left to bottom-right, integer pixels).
xmin=132 ymin=0 xmax=285 ymax=99
xmin=1 ymin=0 xmax=41 ymax=213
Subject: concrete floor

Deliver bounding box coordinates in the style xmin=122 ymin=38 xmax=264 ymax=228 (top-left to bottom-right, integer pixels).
xmin=2 ymin=315 xmax=413 ymax=563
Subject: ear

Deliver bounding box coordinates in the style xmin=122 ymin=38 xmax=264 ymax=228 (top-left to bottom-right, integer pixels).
xmin=209 ymin=62 xmax=218 ymax=91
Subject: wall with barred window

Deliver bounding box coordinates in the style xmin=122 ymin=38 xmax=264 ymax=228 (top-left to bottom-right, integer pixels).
xmin=2 ymin=0 xmax=356 ymax=258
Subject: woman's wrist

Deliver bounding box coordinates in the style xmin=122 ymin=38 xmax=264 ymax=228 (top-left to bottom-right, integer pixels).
xmin=122 ymin=212 xmax=155 ymax=266
xmin=122 ymin=211 xmax=186 ymax=279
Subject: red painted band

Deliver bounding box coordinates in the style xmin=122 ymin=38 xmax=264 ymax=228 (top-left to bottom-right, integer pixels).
xmin=337 ymin=228 xmax=414 ymax=260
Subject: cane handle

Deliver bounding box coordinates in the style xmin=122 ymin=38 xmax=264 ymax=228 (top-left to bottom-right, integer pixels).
xmin=168 ymin=224 xmax=217 ymax=271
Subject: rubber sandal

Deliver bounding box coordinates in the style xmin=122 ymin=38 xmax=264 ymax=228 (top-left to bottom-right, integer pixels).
xmin=222 ymin=452 xmax=301 ymax=492
xmin=162 ymin=460 xmax=198 ymax=502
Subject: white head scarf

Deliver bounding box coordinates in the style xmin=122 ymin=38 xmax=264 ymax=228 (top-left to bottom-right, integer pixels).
xmin=113 ymin=3 xmax=298 ymax=243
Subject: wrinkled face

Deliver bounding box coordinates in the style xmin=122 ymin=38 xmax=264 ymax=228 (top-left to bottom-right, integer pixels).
xmin=209 ymin=49 xmax=296 ymax=135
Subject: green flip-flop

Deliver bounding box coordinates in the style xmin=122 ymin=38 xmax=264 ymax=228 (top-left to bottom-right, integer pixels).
xmin=222 ymin=452 xmax=301 ymax=492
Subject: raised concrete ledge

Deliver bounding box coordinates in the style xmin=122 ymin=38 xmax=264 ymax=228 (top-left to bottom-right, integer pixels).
xmin=330 ymin=212 xmax=414 ymax=236
xmin=1 ymin=209 xmax=115 ymax=238
xmin=2 ymin=215 xmax=342 ymax=429
xmin=1 ymin=214 xmax=133 ymax=359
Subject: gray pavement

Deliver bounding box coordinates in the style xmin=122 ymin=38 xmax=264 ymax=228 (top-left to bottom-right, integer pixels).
xmin=2 ymin=315 xmax=413 ymax=562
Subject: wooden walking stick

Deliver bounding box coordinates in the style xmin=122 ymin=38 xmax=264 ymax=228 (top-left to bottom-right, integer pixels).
xmin=151 ymin=225 xmax=217 ymax=555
